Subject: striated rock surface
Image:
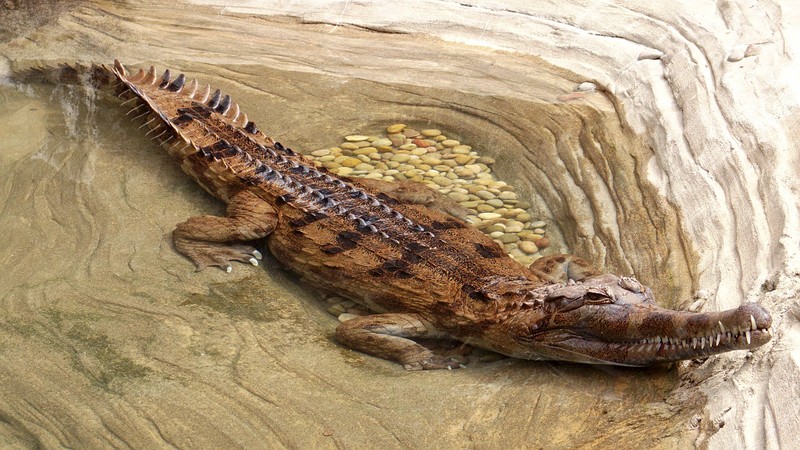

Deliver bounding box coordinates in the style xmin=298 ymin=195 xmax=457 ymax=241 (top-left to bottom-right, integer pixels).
xmin=0 ymin=0 xmax=797 ymax=448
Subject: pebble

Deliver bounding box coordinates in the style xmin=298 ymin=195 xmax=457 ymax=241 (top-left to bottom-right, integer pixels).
xmin=403 ymin=128 xmax=420 ymax=138
xmin=465 ymin=164 xmax=482 ymax=174
xmin=498 ymin=233 xmax=519 ymax=244
xmin=441 ymin=139 xmax=460 ymax=147
xmin=338 ymin=313 xmax=360 ymax=322
xmin=478 ymin=212 xmax=502 ymax=220
xmin=311 ymin=149 xmax=331 ymax=157
xmin=341 ymin=157 xmax=361 ymax=167
xmin=391 ymin=154 xmax=412 ymax=163
xmin=412 ymin=139 xmax=430 ymax=147
xmin=353 ymin=147 xmax=377 ymax=155
xmin=476 ymin=190 xmax=495 ymax=200
xmin=372 ymin=138 xmax=393 ymax=147
xmin=519 ymin=241 xmax=539 ymax=254
xmin=498 ymin=191 xmax=517 ymax=200
xmin=454 ymin=154 xmax=472 ymax=165
xmin=432 ymin=176 xmax=453 ymax=186
xmin=454 ymin=168 xmax=475 ymax=178
xmin=534 ymin=237 xmax=550 ymax=249
xmin=448 ymin=192 xmax=470 ymax=202
xmin=336 ymin=167 xmax=353 ymax=176
xmin=386 ymin=124 xmax=406 ymax=133
xmin=421 ymin=129 xmax=441 ymax=137
xmin=530 ymin=221 xmax=547 ymax=228
xmin=504 ymin=223 xmax=524 ymax=233
xmin=327 ymin=304 xmax=347 ymax=315
xmin=345 ymin=135 xmax=369 ymax=142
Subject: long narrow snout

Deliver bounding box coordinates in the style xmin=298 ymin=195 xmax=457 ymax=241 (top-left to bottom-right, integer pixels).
xmin=518 ymin=274 xmax=774 ymax=366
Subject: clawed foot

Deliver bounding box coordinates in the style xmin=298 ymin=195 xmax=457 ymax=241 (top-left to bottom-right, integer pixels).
xmin=174 ymin=237 xmax=263 ymax=272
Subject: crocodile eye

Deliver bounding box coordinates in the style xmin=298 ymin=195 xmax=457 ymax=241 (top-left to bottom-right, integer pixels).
xmin=584 ymin=292 xmax=612 ymax=304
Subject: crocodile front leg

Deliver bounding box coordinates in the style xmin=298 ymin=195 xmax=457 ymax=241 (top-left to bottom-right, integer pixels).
xmin=173 ymin=189 xmax=277 ymax=271
xmin=335 ymin=313 xmax=461 ymax=370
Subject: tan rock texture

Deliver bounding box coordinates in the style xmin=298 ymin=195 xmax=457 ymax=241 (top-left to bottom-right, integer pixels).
xmin=0 ymin=1 xmax=797 ymax=448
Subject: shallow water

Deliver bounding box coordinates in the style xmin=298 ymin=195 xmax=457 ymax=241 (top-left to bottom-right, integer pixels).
xmin=0 ymin=62 xmax=697 ymax=449
xmin=0 ymin=2 xmax=704 ymax=448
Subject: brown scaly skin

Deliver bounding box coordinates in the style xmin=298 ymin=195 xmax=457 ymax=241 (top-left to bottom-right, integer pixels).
xmin=18 ymin=60 xmax=773 ymax=370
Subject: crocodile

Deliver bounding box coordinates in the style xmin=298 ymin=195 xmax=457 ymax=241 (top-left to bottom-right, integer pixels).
xmin=16 ymin=60 xmax=773 ymax=369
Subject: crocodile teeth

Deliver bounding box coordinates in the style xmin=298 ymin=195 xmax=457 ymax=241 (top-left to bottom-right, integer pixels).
xmin=750 ymin=315 xmax=757 ymax=331
xmin=252 ymin=250 xmax=263 ymax=260
xmin=700 ymin=337 xmax=705 ymax=349
xmin=249 ymin=257 xmax=259 ymax=266
xmin=767 ymin=327 xmax=773 ymax=337
xmin=225 ymin=265 xmax=232 ymax=273
xmin=692 ymin=337 xmax=697 ymax=349
xmin=716 ymin=333 xmax=721 ymax=346
xmin=719 ymin=321 xmax=726 ymax=334
xmin=746 ymin=330 xmax=752 ymax=345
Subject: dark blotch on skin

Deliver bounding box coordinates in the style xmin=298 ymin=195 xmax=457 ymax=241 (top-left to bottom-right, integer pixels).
xmin=321 ymin=246 xmax=345 ymax=255
xmin=171 ymin=114 xmax=193 ymax=127
xmin=403 ymin=251 xmax=423 ymax=264
xmin=377 ymin=193 xmax=400 ymax=205
xmin=475 ymin=243 xmax=504 ymax=258
xmin=431 ymin=220 xmax=464 ymax=230
xmin=184 ymin=103 xmax=213 ymax=118
xmin=407 ymin=242 xmax=427 ymax=253
xmin=336 ymin=231 xmax=362 ymax=250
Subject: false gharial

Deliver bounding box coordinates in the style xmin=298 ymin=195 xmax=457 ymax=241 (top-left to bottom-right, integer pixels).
xmin=14 ymin=60 xmax=773 ymax=370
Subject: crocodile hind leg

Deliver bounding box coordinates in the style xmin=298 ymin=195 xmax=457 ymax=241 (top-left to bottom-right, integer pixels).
xmin=173 ymin=189 xmax=277 ymax=271
xmin=529 ymin=254 xmax=600 ymax=283
xmin=353 ymin=178 xmax=471 ymax=221
xmin=335 ymin=313 xmax=461 ymax=370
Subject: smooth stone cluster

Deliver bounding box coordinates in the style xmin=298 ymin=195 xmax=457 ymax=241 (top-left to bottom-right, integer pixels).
xmin=303 ymin=123 xmax=551 ymax=269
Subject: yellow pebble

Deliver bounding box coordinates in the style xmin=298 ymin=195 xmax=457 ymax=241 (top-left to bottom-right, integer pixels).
xmin=387 ymin=124 xmax=407 ymax=134
xmin=340 ymin=157 xmax=361 ymax=167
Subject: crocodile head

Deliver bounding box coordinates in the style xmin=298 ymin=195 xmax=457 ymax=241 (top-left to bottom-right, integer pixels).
xmin=494 ymin=274 xmax=773 ymax=366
